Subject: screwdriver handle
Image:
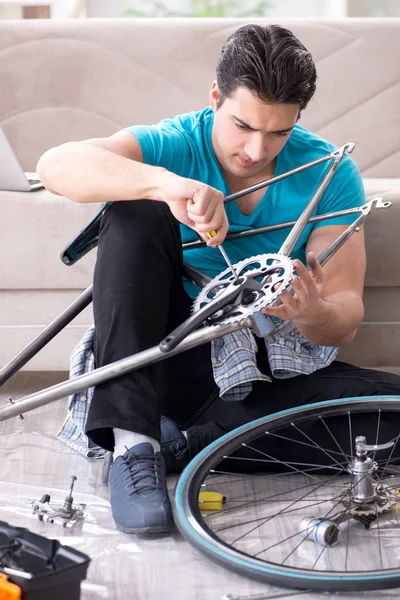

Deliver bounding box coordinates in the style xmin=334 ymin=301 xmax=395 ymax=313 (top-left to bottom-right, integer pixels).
xmin=206 ymin=230 xmax=239 ymax=282
xmin=206 ymin=230 xmax=219 ymax=245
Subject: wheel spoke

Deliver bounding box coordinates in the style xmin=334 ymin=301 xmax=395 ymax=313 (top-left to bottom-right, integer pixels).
xmin=380 ymin=433 xmax=400 ymax=475
xmin=275 ymin=473 xmax=367 ymax=565
xmin=312 ymin=498 xmax=353 ymax=570
xmin=224 ymin=451 xmax=347 ymax=474
xmin=208 ymin=455 xmax=349 ymax=481
xmin=216 ymin=497 xmax=334 ymax=537
xmin=344 ymin=478 xmax=352 ymax=572
xmin=372 ymin=409 xmax=382 ymax=463
xmin=348 ymin=411 xmax=353 ymax=464
xmin=227 ymin=473 xmax=341 ymax=544
xmin=281 ymin=494 xmax=346 ymax=566
xmin=265 ymin=430 xmax=349 ymax=460
xmin=204 ymin=471 xmax=346 ymax=522
xmin=290 ymin=422 xmax=346 ymax=469
xmin=318 ymin=415 xmax=351 ymax=462
xmin=374 ymin=501 xmax=383 ymax=569
xmin=219 ymin=469 xmax=376 ymax=561
xmin=226 ymin=443 xmax=349 ymax=479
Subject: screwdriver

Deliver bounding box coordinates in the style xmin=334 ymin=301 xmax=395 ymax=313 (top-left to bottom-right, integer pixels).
xmin=206 ymin=230 xmax=240 ymax=282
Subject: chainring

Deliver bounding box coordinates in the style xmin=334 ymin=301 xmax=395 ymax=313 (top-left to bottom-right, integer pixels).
xmin=333 ymin=482 xmax=398 ymax=521
xmin=191 ymin=253 xmax=294 ymax=326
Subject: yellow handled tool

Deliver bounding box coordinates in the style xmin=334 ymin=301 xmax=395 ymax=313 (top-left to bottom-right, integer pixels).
xmin=206 ymin=230 xmax=239 ymax=282
xmin=198 ymin=491 xmax=226 ymax=511
xmin=206 ymin=229 xmax=219 ymax=241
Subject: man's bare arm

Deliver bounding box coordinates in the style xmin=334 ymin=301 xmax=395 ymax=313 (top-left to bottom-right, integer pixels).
xmin=36 ymin=131 xmax=229 ymax=245
xmin=36 ymin=131 xmax=166 ymax=204
xmin=294 ymin=224 xmax=366 ymax=346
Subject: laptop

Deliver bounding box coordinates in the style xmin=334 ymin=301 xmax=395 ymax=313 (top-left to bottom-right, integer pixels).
xmin=0 ymin=127 xmax=44 ymax=191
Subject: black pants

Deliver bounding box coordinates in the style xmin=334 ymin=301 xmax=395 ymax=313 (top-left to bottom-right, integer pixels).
xmin=85 ymin=201 xmax=400 ymax=457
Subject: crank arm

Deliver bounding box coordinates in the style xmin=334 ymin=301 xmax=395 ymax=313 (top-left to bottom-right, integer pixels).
xmin=159 ymin=277 xmax=263 ymax=352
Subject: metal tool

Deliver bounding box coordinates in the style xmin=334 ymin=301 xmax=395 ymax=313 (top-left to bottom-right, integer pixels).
xmin=31 ymin=475 xmax=85 ymax=527
xmin=206 ymin=229 xmax=240 ymax=282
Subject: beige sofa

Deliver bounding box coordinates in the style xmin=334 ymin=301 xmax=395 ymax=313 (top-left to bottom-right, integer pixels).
xmin=0 ymin=17 xmax=399 ymax=374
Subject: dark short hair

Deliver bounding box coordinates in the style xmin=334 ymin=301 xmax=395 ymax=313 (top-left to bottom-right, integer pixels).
xmin=216 ymin=24 xmax=317 ymax=111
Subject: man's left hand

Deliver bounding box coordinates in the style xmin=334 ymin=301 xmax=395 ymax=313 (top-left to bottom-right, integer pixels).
xmin=261 ymin=252 xmax=325 ymax=323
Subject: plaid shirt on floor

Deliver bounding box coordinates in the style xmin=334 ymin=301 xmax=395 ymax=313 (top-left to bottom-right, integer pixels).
xmin=57 ymin=321 xmax=338 ymax=458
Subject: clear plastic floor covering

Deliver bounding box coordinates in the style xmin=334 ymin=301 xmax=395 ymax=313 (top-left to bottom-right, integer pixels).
xmin=1 ymin=372 xmax=400 ymax=600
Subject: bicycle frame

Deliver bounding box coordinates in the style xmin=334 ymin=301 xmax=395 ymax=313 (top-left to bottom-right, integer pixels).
xmin=0 ymin=144 xmax=391 ymax=422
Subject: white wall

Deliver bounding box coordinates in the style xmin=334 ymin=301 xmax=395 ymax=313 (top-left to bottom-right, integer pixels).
xmin=85 ymin=0 xmax=348 ymax=19
xmin=348 ymin=0 xmax=400 ymax=17
xmin=86 ymin=0 xmax=185 ymax=18
xmin=266 ymin=0 xmax=347 ymax=19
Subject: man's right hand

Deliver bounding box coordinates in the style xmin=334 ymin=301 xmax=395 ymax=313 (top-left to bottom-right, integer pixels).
xmin=160 ymin=171 xmax=229 ymax=246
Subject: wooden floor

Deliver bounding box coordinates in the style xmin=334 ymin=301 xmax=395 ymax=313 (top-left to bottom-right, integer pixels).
xmin=1 ymin=372 xmax=400 ymax=600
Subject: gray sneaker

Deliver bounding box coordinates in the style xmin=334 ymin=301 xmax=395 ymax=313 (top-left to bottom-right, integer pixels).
xmin=101 ymin=417 xmax=190 ymax=485
xmin=108 ymin=442 xmax=175 ymax=534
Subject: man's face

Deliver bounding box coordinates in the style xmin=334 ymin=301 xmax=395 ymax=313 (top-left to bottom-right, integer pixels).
xmin=209 ymin=83 xmax=300 ymax=181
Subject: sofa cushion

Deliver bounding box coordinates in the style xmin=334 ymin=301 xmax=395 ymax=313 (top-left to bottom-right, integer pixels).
xmin=0 ymin=190 xmax=98 ymax=290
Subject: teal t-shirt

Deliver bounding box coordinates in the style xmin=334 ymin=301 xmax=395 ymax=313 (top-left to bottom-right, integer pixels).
xmin=126 ymin=108 xmax=365 ymax=298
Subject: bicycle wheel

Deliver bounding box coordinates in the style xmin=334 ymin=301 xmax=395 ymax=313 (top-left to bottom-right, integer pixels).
xmin=173 ymin=395 xmax=400 ymax=592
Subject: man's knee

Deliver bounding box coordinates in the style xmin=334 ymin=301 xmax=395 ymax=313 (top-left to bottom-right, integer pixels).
xmin=104 ymin=200 xmax=172 ymax=232
xmin=99 ymin=200 xmax=180 ymax=252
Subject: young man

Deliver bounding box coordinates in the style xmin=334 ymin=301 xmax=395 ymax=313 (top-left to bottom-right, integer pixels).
xmin=37 ymin=24 xmax=400 ymax=535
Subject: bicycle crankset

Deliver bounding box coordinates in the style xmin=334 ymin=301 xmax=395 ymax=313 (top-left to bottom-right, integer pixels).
xmin=159 ymin=253 xmax=293 ymax=352
xmin=191 ymin=253 xmax=294 ymax=325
